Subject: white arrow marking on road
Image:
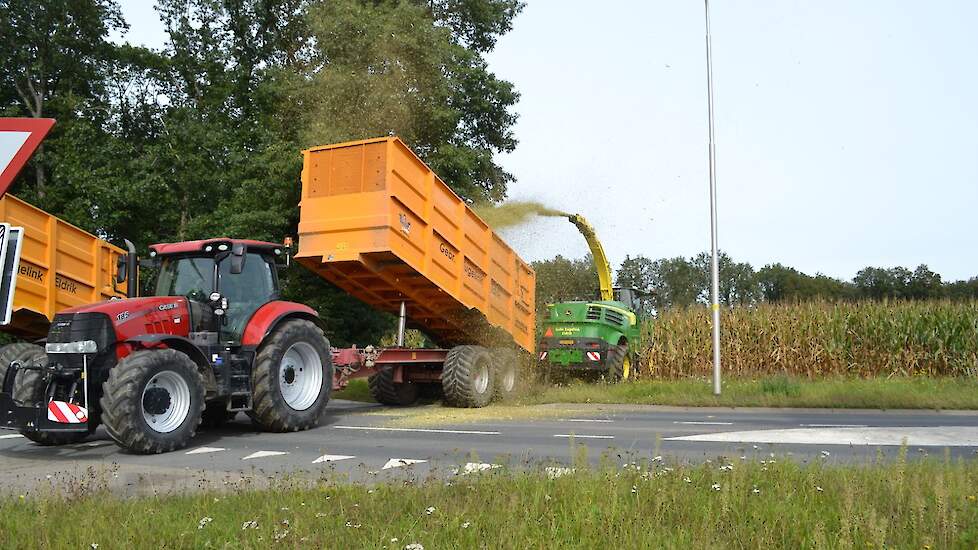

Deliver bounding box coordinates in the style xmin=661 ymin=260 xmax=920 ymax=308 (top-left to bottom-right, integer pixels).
xmin=553 ymin=434 xmax=614 ymax=439
xmin=562 ymin=418 xmax=614 ymax=423
xmin=666 ymin=426 xmax=978 ymax=447
xmin=0 ymin=434 xmax=24 ymax=439
xmin=335 ymin=426 xmax=500 ymax=435
xmin=186 ymin=446 xmax=226 ymax=455
xmin=242 ymin=450 xmax=289 ymax=460
xmin=454 ymin=462 xmax=501 ymax=475
xmin=382 ymin=458 xmax=426 ymax=470
xmin=675 ymin=421 xmax=733 ymax=425
xmin=800 ymin=424 xmax=868 ymax=428
xmin=312 ymin=454 xmax=355 ymax=464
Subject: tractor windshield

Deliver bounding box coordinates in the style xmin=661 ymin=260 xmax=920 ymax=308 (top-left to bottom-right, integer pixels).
xmin=156 ymin=257 xmax=214 ymax=302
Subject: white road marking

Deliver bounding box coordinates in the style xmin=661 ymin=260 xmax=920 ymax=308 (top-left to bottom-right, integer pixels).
xmin=335 ymin=425 xmax=500 ymax=435
xmin=800 ymin=424 xmax=868 ymax=428
xmin=454 ymin=462 xmax=501 ymax=475
xmin=675 ymin=421 xmax=734 ymax=426
xmin=666 ymin=426 xmax=978 ymax=447
xmin=242 ymin=450 xmax=289 ymax=460
xmin=0 ymin=434 xmax=24 ymax=440
xmin=312 ymin=454 xmax=355 ymax=464
xmin=382 ymin=458 xmax=426 ymax=470
xmin=186 ymin=446 xmax=226 ymax=455
xmin=553 ymin=434 xmax=615 ymax=439
xmin=562 ymin=418 xmax=614 ymax=423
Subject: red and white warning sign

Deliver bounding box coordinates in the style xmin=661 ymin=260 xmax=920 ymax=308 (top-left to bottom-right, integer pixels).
xmin=47 ymin=400 xmax=88 ymax=424
xmin=586 ymin=351 xmax=601 ymax=362
xmin=0 ymin=118 xmax=55 ymax=198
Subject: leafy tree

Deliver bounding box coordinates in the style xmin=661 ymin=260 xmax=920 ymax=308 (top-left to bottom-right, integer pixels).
xmin=531 ymin=255 xmax=597 ymax=314
xmin=615 ymin=255 xmax=654 ymax=293
xmin=692 ymin=252 xmax=760 ymax=307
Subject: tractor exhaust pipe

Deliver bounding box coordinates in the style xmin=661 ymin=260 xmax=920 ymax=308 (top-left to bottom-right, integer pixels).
xmin=124 ymin=239 xmax=138 ymax=298
xmin=396 ymin=301 xmax=407 ymax=347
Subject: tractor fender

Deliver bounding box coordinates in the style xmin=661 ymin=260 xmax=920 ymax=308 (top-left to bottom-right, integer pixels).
xmin=240 ymin=301 xmax=324 ymax=347
xmin=121 ymin=335 xmax=215 ymax=388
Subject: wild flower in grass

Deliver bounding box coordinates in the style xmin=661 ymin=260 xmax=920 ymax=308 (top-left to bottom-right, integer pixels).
xmin=820 ymin=450 xmax=831 ymax=458
xmin=404 ymin=544 xmax=424 ymax=550
xmin=315 ymin=512 xmax=328 ymax=518
xmin=280 ymin=507 xmax=289 ymax=511
xmin=712 ymin=483 xmax=721 ymax=491
xmin=719 ymin=464 xmax=734 ymax=472
xmin=816 ymin=486 xmax=824 ymax=492
xmin=90 ymin=545 xmax=98 ymax=549
xmin=281 ymin=519 xmax=290 ymax=527
xmin=424 ymin=506 xmax=436 ymax=515
xmin=198 ymin=517 xmax=213 ymax=529
xmin=391 ymin=538 xmax=398 ymax=544
xmin=241 ymin=520 xmax=259 ymax=530
xmin=545 ymin=494 xmax=552 ymax=501
xmin=652 ymin=456 xmax=663 ymax=463
xmin=273 ymin=530 xmax=289 ymax=541
xmin=752 ymin=486 xmax=760 ymax=495
xmin=631 ymin=485 xmax=638 ymax=494
xmin=683 ymin=477 xmax=692 ymax=483
xmin=461 ymin=522 xmax=471 ymax=529
xmin=967 ymin=495 xmax=976 ymax=503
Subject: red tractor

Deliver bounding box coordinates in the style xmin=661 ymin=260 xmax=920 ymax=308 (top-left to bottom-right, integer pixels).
xmin=0 ymin=238 xmax=335 ymax=453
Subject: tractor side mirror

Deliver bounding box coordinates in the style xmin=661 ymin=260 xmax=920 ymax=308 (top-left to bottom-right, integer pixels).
xmin=229 ymin=243 xmax=247 ymax=274
xmin=116 ymin=255 xmax=127 ymax=284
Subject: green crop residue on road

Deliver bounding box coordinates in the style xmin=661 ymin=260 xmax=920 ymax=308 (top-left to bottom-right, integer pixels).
xmin=2 ymin=455 xmax=976 ymax=548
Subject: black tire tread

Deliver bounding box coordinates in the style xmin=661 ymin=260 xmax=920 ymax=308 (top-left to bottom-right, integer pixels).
xmin=100 ymin=349 xmax=205 ymax=454
xmin=491 ymin=348 xmax=519 ymax=402
xmin=607 ymin=344 xmax=630 ymax=383
xmin=442 ymin=345 xmax=493 ymax=408
xmin=368 ymin=368 xmax=419 ymax=406
xmin=0 ymin=342 xmax=42 ymax=388
xmin=249 ymin=319 xmax=332 ymax=433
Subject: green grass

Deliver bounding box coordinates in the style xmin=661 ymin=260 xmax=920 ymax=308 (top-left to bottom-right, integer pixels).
xmin=3 ymin=455 xmax=977 ymax=548
xmin=335 ymin=375 xmax=978 ymax=410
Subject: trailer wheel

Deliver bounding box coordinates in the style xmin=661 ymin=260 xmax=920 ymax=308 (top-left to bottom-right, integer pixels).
xmin=0 ymin=342 xmax=42 ymax=389
xmin=607 ymin=344 xmax=633 ymax=383
xmin=491 ymin=349 xmax=520 ymax=401
xmin=442 ymin=345 xmax=494 ymax=408
xmin=249 ymin=319 xmax=332 ymax=432
xmin=13 ymin=347 xmax=91 ymax=446
xmin=368 ymin=367 xmax=419 ymax=406
xmin=100 ymin=349 xmax=205 ymax=454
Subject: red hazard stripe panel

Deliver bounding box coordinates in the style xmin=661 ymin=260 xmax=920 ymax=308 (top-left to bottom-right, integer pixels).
xmin=586 ymin=351 xmax=601 ymax=361
xmin=47 ymin=401 xmax=87 ymax=424
xmin=539 ymin=352 xmax=548 ymax=360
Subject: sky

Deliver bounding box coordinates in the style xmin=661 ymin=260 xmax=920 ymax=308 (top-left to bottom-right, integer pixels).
xmin=115 ymin=1 xmax=978 ymax=282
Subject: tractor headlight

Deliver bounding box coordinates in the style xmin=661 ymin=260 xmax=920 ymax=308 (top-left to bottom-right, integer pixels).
xmin=46 ymin=340 xmax=98 ymax=354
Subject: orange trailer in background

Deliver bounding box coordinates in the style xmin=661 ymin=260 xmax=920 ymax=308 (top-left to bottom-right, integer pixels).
xmin=0 ymin=194 xmax=127 ymax=339
xmin=297 ymin=137 xmax=536 ymax=353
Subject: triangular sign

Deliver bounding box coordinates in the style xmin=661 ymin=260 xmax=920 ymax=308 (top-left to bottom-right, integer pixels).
xmin=544 ymin=327 xmax=553 ymax=337
xmin=0 ymin=118 xmax=56 ymax=199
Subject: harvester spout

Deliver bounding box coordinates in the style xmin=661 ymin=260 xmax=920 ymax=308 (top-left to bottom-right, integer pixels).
xmin=567 ymin=214 xmax=614 ymax=302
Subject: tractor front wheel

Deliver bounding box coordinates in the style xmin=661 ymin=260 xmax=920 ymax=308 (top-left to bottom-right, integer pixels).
xmin=13 ymin=346 xmax=91 ymax=446
xmin=249 ymin=319 xmax=332 ymax=432
xmin=442 ymin=345 xmax=494 ymax=408
xmin=368 ymin=367 xmax=419 ymax=406
xmin=100 ymin=349 xmax=205 ymax=454
xmin=606 ymin=344 xmax=633 ymax=383
xmin=0 ymin=342 xmax=43 ymax=389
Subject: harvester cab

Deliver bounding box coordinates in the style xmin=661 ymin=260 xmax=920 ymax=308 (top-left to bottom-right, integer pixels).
xmin=537 ymin=214 xmax=645 ymax=382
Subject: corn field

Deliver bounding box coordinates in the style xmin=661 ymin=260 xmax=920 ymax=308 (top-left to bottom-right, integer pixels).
xmin=642 ymin=301 xmax=978 ymax=378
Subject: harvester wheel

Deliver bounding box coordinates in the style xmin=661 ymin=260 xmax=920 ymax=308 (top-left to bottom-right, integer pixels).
xmin=249 ymin=319 xmax=332 ymax=432
xmin=442 ymin=345 xmax=494 ymax=408
xmin=607 ymin=344 xmax=633 ymax=383
xmin=0 ymin=342 xmax=43 ymax=389
xmin=491 ymin=349 xmax=520 ymax=401
xmin=100 ymin=349 xmax=205 ymax=454
xmin=13 ymin=347 xmax=91 ymax=446
xmin=368 ymin=367 xmax=419 ymax=406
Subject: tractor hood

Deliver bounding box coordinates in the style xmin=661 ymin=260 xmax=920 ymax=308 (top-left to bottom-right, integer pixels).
xmin=57 ymin=296 xmax=192 ymax=340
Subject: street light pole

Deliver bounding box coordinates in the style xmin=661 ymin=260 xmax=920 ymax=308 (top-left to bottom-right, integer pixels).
xmin=705 ymin=0 xmax=721 ymax=395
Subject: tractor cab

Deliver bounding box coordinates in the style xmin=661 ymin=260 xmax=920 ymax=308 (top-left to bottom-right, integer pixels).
xmin=146 ymin=239 xmax=287 ymax=343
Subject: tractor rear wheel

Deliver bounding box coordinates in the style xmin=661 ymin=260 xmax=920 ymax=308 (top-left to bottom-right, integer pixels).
xmin=442 ymin=345 xmax=494 ymax=408
xmin=606 ymin=344 xmax=633 ymax=383
xmin=491 ymin=349 xmax=520 ymax=401
xmin=368 ymin=367 xmax=419 ymax=406
xmin=249 ymin=319 xmax=332 ymax=432
xmin=100 ymin=349 xmax=205 ymax=454
xmin=0 ymin=342 xmax=42 ymax=389
xmin=13 ymin=347 xmax=91 ymax=446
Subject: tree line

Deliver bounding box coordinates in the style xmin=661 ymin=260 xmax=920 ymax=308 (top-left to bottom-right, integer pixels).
xmin=531 ymin=253 xmax=978 ymax=313
xmin=1 ymin=0 xmax=523 ymax=345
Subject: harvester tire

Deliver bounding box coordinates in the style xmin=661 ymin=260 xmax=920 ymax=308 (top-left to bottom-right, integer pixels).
xmin=13 ymin=347 xmax=91 ymax=446
xmin=100 ymin=349 xmax=205 ymax=454
xmin=368 ymin=368 xmax=419 ymax=406
xmin=0 ymin=342 xmax=42 ymax=390
xmin=442 ymin=345 xmax=494 ymax=408
xmin=249 ymin=319 xmax=332 ymax=432
xmin=607 ymin=344 xmax=633 ymax=383
xmin=491 ymin=348 xmax=520 ymax=401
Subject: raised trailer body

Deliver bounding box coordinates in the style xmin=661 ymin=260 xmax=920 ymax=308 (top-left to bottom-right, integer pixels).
xmin=297 ymin=137 xmax=535 ymax=353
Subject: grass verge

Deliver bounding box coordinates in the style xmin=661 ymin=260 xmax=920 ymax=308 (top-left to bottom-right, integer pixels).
xmin=2 ymin=455 xmax=976 ymax=548
xmin=335 ymin=375 xmax=978 ymax=410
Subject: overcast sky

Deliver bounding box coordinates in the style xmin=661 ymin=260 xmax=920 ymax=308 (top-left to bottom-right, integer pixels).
xmin=116 ymin=1 xmax=978 ymax=281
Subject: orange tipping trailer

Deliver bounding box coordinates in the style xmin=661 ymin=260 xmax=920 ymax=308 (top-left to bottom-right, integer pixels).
xmin=296 ymin=137 xmax=536 ymax=353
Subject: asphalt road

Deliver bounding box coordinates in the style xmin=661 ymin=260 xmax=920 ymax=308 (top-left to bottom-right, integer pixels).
xmin=1 ymin=400 xmax=977 ymax=495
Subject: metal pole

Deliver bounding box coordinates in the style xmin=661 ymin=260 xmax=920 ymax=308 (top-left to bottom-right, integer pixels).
xmin=705 ymin=0 xmax=721 ymax=395
xmin=396 ymin=301 xmax=407 ymax=347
